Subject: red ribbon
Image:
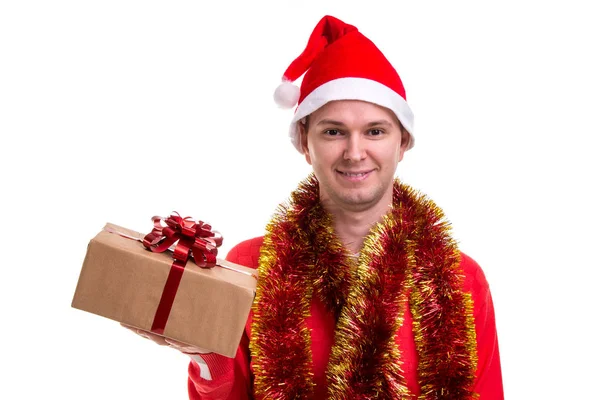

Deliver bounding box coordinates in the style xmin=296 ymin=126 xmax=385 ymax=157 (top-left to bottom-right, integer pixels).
xmin=142 ymin=212 xmax=223 ymax=334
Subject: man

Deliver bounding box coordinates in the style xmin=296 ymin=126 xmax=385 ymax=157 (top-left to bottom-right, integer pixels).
xmin=129 ymin=15 xmax=504 ymax=399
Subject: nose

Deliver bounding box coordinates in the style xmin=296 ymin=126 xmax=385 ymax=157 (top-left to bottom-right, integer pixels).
xmin=343 ymin=133 xmax=366 ymax=162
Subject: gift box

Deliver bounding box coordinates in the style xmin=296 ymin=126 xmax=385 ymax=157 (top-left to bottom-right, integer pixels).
xmin=71 ymin=217 xmax=257 ymax=358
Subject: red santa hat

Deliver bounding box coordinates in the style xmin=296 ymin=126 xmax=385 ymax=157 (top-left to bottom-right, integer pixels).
xmin=274 ymin=15 xmax=415 ymax=153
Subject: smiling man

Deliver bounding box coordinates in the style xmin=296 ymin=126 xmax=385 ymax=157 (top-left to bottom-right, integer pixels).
xmin=188 ymin=15 xmax=504 ymax=399
xmin=130 ymin=14 xmax=504 ymax=399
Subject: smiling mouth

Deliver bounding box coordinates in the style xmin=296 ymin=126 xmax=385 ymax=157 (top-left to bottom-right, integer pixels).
xmin=337 ymin=170 xmax=373 ymax=178
xmin=341 ymin=171 xmax=368 ymax=177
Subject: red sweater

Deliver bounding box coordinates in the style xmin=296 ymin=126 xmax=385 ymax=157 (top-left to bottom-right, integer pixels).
xmin=188 ymin=237 xmax=504 ymax=399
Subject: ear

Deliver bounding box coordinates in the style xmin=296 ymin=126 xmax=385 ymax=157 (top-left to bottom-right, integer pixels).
xmin=299 ymin=121 xmax=313 ymax=165
xmin=397 ymin=128 xmax=410 ymax=163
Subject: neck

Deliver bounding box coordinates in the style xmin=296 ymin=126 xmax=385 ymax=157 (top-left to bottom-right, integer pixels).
xmin=320 ymin=193 xmax=393 ymax=255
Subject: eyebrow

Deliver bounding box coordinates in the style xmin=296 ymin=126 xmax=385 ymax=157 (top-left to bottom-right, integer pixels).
xmin=315 ymin=119 xmax=346 ymax=127
xmin=314 ymin=119 xmax=394 ymax=127
xmin=366 ymin=120 xmax=393 ymax=128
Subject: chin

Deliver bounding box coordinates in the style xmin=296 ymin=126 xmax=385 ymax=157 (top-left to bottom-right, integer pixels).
xmin=318 ymin=175 xmax=389 ymax=210
xmin=337 ymin=190 xmax=384 ymax=209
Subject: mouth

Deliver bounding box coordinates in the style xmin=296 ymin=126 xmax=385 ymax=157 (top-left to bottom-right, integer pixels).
xmin=336 ymin=169 xmax=373 ymax=181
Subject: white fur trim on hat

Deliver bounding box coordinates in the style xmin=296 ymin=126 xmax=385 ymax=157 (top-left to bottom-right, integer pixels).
xmin=288 ymin=77 xmax=415 ymax=153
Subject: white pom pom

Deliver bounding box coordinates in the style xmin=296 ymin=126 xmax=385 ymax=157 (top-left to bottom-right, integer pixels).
xmin=274 ymin=80 xmax=300 ymax=109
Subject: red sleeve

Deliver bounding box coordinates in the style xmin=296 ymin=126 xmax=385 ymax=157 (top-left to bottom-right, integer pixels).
xmin=187 ymin=237 xmax=263 ymax=400
xmin=461 ymin=253 xmax=504 ymax=399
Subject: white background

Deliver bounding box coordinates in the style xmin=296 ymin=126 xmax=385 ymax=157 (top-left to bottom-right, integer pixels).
xmin=1 ymin=1 xmax=598 ymax=398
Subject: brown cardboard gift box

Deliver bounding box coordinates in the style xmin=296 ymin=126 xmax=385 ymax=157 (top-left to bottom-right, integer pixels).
xmin=71 ymin=223 xmax=257 ymax=358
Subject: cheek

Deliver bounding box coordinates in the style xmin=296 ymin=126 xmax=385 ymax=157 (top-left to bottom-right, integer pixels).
xmin=309 ymin=138 xmax=360 ymax=171
xmin=373 ymin=144 xmax=402 ymax=165
xmin=388 ymin=140 xmax=404 ymax=162
xmin=308 ymin=142 xmax=337 ymax=166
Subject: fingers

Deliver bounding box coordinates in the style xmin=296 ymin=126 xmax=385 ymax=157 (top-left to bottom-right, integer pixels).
xmin=120 ymin=324 xmax=211 ymax=354
xmin=121 ymin=324 xmax=169 ymax=346
xmin=164 ymin=338 xmax=211 ymax=355
xmin=141 ymin=331 xmax=170 ymax=346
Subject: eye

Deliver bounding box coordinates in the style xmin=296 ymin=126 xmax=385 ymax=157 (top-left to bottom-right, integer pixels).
xmin=368 ymin=129 xmax=384 ymax=136
xmin=324 ymin=129 xmax=342 ymax=136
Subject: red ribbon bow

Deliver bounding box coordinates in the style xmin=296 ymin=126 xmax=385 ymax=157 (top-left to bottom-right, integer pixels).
xmin=142 ymin=213 xmax=223 ymax=268
xmin=142 ymin=212 xmax=223 ymax=334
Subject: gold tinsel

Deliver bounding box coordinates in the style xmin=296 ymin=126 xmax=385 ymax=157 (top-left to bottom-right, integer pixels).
xmin=251 ymin=175 xmax=479 ymax=399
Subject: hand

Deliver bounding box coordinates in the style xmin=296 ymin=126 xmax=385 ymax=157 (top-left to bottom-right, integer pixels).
xmin=121 ymin=323 xmax=211 ymax=355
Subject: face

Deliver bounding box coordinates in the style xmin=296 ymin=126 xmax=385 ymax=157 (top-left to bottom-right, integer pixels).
xmin=300 ymin=100 xmax=409 ymax=213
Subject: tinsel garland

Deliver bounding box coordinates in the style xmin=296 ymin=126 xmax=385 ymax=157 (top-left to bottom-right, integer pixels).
xmin=251 ymin=174 xmax=478 ymax=399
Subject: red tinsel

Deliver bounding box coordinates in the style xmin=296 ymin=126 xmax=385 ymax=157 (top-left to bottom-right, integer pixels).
xmin=251 ymin=175 xmax=478 ymax=399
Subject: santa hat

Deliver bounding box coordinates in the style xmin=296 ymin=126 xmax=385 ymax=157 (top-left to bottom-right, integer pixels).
xmin=274 ymin=15 xmax=415 ymax=153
